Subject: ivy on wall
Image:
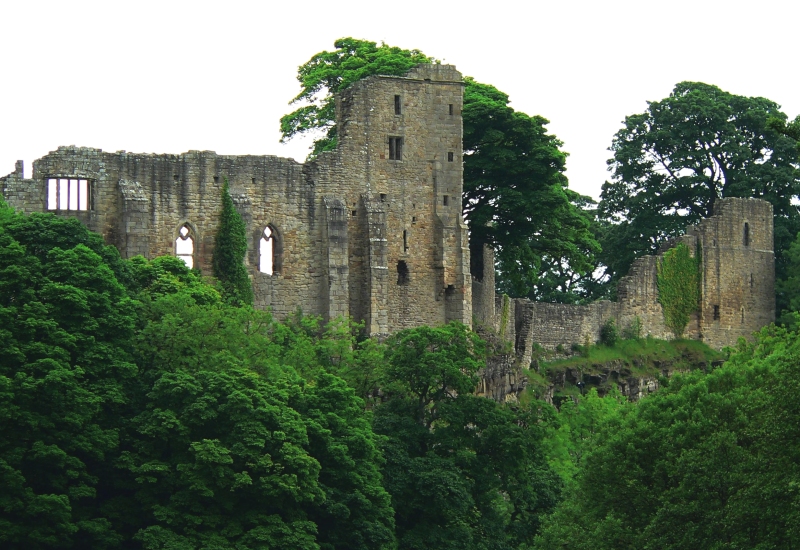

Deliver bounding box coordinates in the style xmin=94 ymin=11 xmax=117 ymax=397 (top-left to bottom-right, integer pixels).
xmin=657 ymin=242 xmax=701 ymax=338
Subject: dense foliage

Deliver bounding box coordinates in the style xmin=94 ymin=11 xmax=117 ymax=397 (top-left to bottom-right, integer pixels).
xmin=656 ymin=243 xmax=701 ymax=338
xmin=0 ymin=203 xmax=562 ymax=549
xmin=598 ymin=81 xmax=800 ymax=291
xmin=533 ymin=324 xmax=800 ymax=549
xmin=281 ymin=38 xmax=599 ymax=302
xmin=212 ymin=178 xmax=253 ymax=306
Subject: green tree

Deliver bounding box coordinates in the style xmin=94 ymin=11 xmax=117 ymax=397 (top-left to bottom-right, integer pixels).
xmin=280 ymin=37 xmax=431 ymax=158
xmin=212 ymin=178 xmax=253 ymax=306
xmin=374 ymin=323 xmax=560 ymax=548
xmin=657 ymin=243 xmax=701 ymax=338
xmin=281 ymin=39 xmax=600 ymax=302
xmin=598 ymin=82 xmax=800 ymax=290
xmin=461 ymin=79 xmax=600 ymax=300
xmin=0 ymin=207 xmax=137 ymax=549
xmin=123 ymin=280 xmax=395 ymax=549
xmin=536 ymin=325 xmax=800 ymax=549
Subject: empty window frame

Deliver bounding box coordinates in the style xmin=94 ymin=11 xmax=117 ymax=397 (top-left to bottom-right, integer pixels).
xmin=397 ymin=260 xmax=409 ymax=285
xmin=389 ymin=137 xmax=403 ymax=161
xmin=47 ymin=178 xmax=90 ymax=211
xmin=394 ymin=95 xmax=402 ymax=115
xmin=175 ymin=224 xmax=195 ymax=269
xmin=259 ymin=225 xmax=283 ymax=275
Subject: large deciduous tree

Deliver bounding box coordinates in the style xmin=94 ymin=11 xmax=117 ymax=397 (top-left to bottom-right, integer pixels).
xmin=462 ymin=79 xmax=599 ymax=300
xmin=598 ymin=82 xmax=800 ymax=287
xmin=281 ymin=38 xmax=599 ymax=302
xmin=374 ymin=323 xmax=561 ymax=549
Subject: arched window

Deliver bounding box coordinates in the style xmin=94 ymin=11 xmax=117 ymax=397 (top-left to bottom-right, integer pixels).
xmin=259 ymin=226 xmax=275 ymax=274
xmin=175 ymin=224 xmax=194 ymax=268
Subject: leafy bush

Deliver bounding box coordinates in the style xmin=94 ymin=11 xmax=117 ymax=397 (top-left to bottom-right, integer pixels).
xmin=599 ymin=319 xmax=619 ymax=347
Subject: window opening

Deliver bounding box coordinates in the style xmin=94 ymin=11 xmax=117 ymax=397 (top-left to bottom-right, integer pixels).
xmin=352 ymin=210 xmax=357 ymax=217
xmin=412 ymin=216 xmax=417 ymax=223
xmin=449 ymin=104 xmax=454 ymax=115
xmin=173 ymin=175 xmax=179 ymax=182
xmin=380 ymin=193 xmax=387 ymax=202
xmin=445 ymin=284 xmax=455 ymax=296
xmin=744 ymin=223 xmax=750 ymax=246
xmin=443 ymin=195 xmax=449 ymax=206
xmin=176 ymin=224 xmax=195 ymax=269
xmin=403 ymin=229 xmax=408 ymax=251
xmin=389 ymin=137 xmax=403 ymax=160
xmin=394 ymin=95 xmax=402 ymax=115
xmin=252 ymin=178 xmax=256 ymax=184
xmin=447 ymin=152 xmax=454 ymax=162
xmin=259 ymin=226 xmax=275 ymax=275
xmin=397 ymin=260 xmax=409 ymax=285
xmin=750 ymin=273 xmax=754 ymax=288
xmin=47 ymin=178 xmax=89 ymax=211
xmin=214 ymin=176 xmax=220 ymax=184
xmin=713 ymin=305 xmax=720 ymax=320
xmin=741 ymin=307 xmax=745 ymax=324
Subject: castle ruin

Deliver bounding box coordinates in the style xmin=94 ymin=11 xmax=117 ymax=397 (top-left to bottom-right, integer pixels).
xmin=1 ymin=64 xmax=775 ymax=382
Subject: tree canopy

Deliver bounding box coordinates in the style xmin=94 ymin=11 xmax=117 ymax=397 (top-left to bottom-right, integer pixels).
xmin=597 ymin=81 xmax=800 ymax=287
xmin=281 ymin=38 xmax=599 ymax=302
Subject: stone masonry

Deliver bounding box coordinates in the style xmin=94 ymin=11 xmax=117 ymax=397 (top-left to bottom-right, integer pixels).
xmin=1 ymin=63 xmax=775 ymax=381
xmin=1 ymin=64 xmax=471 ymax=337
xmin=474 ymin=197 xmax=775 ymax=376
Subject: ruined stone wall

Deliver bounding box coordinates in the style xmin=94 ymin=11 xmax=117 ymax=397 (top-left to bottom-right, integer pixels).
xmin=1 ymin=64 xmax=472 ymax=336
xmin=473 ymin=197 xmax=775 ymax=359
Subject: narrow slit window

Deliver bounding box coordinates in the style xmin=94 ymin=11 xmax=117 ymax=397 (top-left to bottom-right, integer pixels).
xmin=744 ymin=222 xmax=750 ymax=246
xmin=447 ymin=152 xmax=454 ymax=162
xmin=394 ymin=95 xmax=402 ymax=115
xmin=403 ymin=229 xmax=408 ymax=251
xmin=443 ymin=195 xmax=449 ymax=206
xmin=713 ymin=305 xmax=720 ymax=320
xmin=449 ymin=104 xmax=454 ymax=115
xmin=389 ymin=137 xmax=403 ymax=161
xmin=175 ymin=224 xmax=195 ymax=269
xmin=47 ymin=178 xmax=90 ymax=211
xmin=260 ymin=226 xmax=275 ymax=275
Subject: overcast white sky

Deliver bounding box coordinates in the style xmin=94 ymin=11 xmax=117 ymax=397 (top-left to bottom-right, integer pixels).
xmin=1 ymin=0 xmax=797 ymax=200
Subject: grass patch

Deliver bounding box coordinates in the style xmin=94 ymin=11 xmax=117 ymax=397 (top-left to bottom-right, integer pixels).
xmin=524 ymin=337 xmax=725 ymax=400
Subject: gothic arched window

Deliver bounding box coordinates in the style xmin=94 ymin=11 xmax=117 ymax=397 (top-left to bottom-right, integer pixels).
xmin=259 ymin=226 xmax=275 ymax=274
xmin=175 ymin=224 xmax=195 ymax=268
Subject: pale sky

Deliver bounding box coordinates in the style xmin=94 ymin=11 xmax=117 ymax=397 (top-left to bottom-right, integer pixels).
xmin=1 ymin=0 xmax=797 ymax=200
